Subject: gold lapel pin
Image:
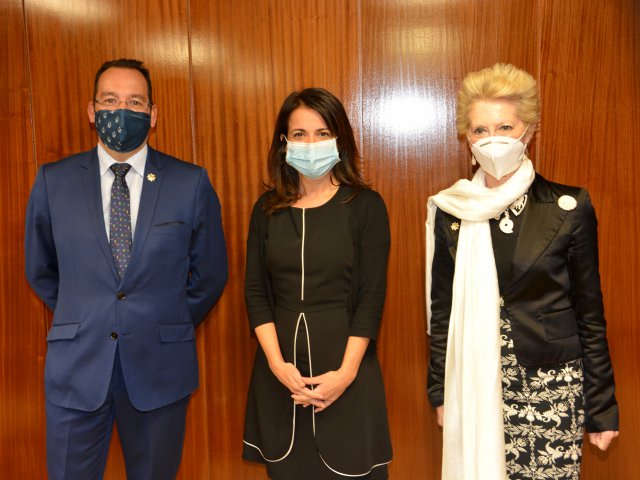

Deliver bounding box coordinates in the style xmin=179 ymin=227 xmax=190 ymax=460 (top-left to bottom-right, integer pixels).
xmin=146 ymin=173 xmax=157 ymax=182
xmin=450 ymin=222 xmax=460 ymax=231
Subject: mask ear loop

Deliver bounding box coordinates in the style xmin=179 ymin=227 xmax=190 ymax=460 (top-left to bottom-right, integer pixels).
xmin=279 ymin=134 xmax=289 ymax=163
xmin=519 ymin=124 xmax=532 ymax=163
xmin=466 ymin=136 xmax=478 ymax=165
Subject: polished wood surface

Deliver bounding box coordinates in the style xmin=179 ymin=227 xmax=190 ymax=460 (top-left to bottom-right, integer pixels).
xmin=3 ymin=0 xmax=638 ymax=478
xmin=0 ymin=1 xmax=48 ymax=478
xmin=538 ymin=1 xmax=639 ymax=475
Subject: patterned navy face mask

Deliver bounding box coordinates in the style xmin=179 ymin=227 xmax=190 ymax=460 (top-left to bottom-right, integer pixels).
xmin=95 ymin=109 xmax=151 ymax=153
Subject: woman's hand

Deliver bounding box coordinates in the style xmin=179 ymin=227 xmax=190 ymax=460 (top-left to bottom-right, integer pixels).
xmin=588 ymin=430 xmax=619 ymax=451
xmin=271 ymin=360 xmax=326 ymax=409
xmin=435 ymin=405 xmax=444 ymax=427
xmin=253 ymin=323 xmax=325 ymax=408
xmin=296 ymin=336 xmax=370 ymax=412
xmin=297 ymin=367 xmax=355 ymax=412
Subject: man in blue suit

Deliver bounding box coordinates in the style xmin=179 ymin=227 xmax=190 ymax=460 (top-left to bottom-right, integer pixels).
xmin=25 ymin=58 xmax=228 ymax=479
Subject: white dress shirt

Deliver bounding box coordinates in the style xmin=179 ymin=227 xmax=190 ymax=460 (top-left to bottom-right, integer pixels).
xmin=98 ymin=144 xmax=147 ymax=241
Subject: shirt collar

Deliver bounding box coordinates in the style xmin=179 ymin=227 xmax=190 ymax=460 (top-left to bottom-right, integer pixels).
xmin=98 ymin=143 xmax=148 ymax=177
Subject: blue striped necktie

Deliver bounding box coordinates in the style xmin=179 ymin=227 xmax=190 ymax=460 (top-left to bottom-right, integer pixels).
xmin=110 ymin=163 xmax=132 ymax=278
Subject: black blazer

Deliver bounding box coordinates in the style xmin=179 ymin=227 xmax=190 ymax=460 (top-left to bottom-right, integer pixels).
xmin=428 ymin=173 xmax=618 ymax=432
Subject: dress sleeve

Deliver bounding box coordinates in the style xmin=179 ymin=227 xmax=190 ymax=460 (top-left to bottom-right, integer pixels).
xmin=348 ymin=191 xmax=390 ymax=340
xmin=427 ymin=208 xmax=455 ymax=407
xmin=244 ymin=197 xmax=275 ymax=329
xmin=569 ymin=190 xmax=618 ymax=432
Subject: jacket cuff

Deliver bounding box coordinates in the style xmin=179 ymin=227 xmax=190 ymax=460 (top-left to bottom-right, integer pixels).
xmin=585 ymin=402 xmax=619 ymax=432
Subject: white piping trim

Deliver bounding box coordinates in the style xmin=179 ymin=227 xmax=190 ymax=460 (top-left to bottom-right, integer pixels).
xmin=242 ymin=313 xmax=305 ymax=463
xmin=308 ymin=318 xmax=391 ymax=477
xmin=301 ymin=208 xmax=305 ymax=301
xmin=319 ymin=454 xmax=392 ymax=477
xmin=242 ymin=439 xmax=291 ymax=463
xmin=300 ymin=313 xmax=317 ymax=436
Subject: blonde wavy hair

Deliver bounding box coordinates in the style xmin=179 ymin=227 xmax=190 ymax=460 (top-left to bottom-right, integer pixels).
xmin=456 ymin=63 xmax=540 ymax=137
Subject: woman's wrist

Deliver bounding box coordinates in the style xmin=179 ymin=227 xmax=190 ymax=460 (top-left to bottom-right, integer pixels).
xmin=337 ymin=365 xmax=357 ymax=385
xmin=268 ymin=357 xmax=286 ymax=374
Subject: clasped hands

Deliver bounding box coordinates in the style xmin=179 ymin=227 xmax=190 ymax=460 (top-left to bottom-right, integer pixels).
xmin=271 ymin=361 xmax=354 ymax=413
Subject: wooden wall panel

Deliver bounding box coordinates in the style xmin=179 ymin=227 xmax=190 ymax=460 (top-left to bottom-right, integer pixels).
xmin=0 ymin=1 xmax=48 ymax=478
xmin=2 ymin=0 xmax=638 ymax=478
xmin=538 ymin=1 xmax=640 ymax=478
xmin=188 ymin=1 xmax=360 ymax=477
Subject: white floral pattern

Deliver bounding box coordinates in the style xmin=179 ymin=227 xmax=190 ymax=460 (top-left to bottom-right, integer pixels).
xmin=501 ymin=313 xmax=585 ymax=479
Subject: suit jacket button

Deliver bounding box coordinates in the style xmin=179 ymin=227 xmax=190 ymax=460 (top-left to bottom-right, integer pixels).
xmin=117 ymin=291 xmax=126 ymax=301
xmin=110 ymin=332 xmax=118 ymax=340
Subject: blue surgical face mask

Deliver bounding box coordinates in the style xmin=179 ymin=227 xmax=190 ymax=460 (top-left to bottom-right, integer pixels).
xmin=95 ymin=109 xmax=151 ymax=153
xmin=284 ymin=137 xmax=341 ymax=180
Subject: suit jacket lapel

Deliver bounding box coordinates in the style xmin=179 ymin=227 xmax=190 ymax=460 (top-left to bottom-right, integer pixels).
xmin=126 ymin=147 xmax=164 ymax=277
xmin=508 ymin=176 xmax=567 ymax=287
xmin=80 ymin=149 xmax=120 ymax=282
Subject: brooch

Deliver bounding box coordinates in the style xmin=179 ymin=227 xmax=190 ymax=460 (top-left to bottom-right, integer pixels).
xmin=495 ymin=194 xmax=527 ymax=235
xmin=146 ymin=173 xmax=157 ymax=182
xmin=450 ymin=222 xmax=460 ymax=231
xmin=558 ymin=195 xmax=577 ymax=211
xmin=499 ymin=212 xmax=514 ymax=234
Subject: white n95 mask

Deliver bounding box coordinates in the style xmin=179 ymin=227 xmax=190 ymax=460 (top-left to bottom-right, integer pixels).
xmin=469 ymin=126 xmax=529 ymax=180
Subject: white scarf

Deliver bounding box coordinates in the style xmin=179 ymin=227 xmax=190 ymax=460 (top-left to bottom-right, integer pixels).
xmin=426 ymin=159 xmax=535 ymax=480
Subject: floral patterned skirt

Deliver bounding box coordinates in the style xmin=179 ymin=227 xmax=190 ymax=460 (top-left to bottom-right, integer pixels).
xmin=501 ymin=312 xmax=585 ymax=479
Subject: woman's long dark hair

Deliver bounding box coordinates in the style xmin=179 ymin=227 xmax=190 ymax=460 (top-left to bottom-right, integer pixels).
xmin=263 ymin=88 xmax=369 ymax=215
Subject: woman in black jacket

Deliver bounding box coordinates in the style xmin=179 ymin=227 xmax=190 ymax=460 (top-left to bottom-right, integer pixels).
xmin=243 ymin=88 xmax=392 ymax=479
xmin=426 ymin=63 xmax=618 ymax=480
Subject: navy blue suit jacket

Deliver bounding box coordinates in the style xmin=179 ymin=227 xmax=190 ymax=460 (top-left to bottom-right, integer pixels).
xmin=25 ymin=147 xmax=228 ymax=412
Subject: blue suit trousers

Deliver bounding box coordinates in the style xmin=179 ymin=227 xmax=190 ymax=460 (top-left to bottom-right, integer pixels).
xmin=46 ymin=348 xmax=190 ymax=480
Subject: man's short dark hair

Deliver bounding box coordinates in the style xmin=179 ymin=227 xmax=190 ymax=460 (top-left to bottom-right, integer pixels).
xmin=93 ymin=59 xmax=153 ymax=104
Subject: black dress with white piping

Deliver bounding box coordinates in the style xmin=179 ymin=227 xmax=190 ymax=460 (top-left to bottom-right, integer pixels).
xmin=243 ymin=186 xmax=392 ymax=479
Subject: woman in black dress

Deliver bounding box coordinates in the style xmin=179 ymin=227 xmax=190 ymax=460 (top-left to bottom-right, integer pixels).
xmin=243 ymin=88 xmax=392 ymax=479
xmin=426 ymin=63 xmax=619 ymax=479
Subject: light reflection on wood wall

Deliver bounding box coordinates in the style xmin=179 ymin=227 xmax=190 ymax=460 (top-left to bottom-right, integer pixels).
xmin=2 ymin=0 xmax=638 ymax=478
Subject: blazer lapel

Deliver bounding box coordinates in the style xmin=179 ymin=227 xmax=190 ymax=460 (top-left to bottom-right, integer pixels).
xmin=508 ymin=177 xmax=568 ymax=287
xmin=80 ymin=149 xmax=120 ymax=282
xmin=125 ymin=147 xmax=164 ymax=277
